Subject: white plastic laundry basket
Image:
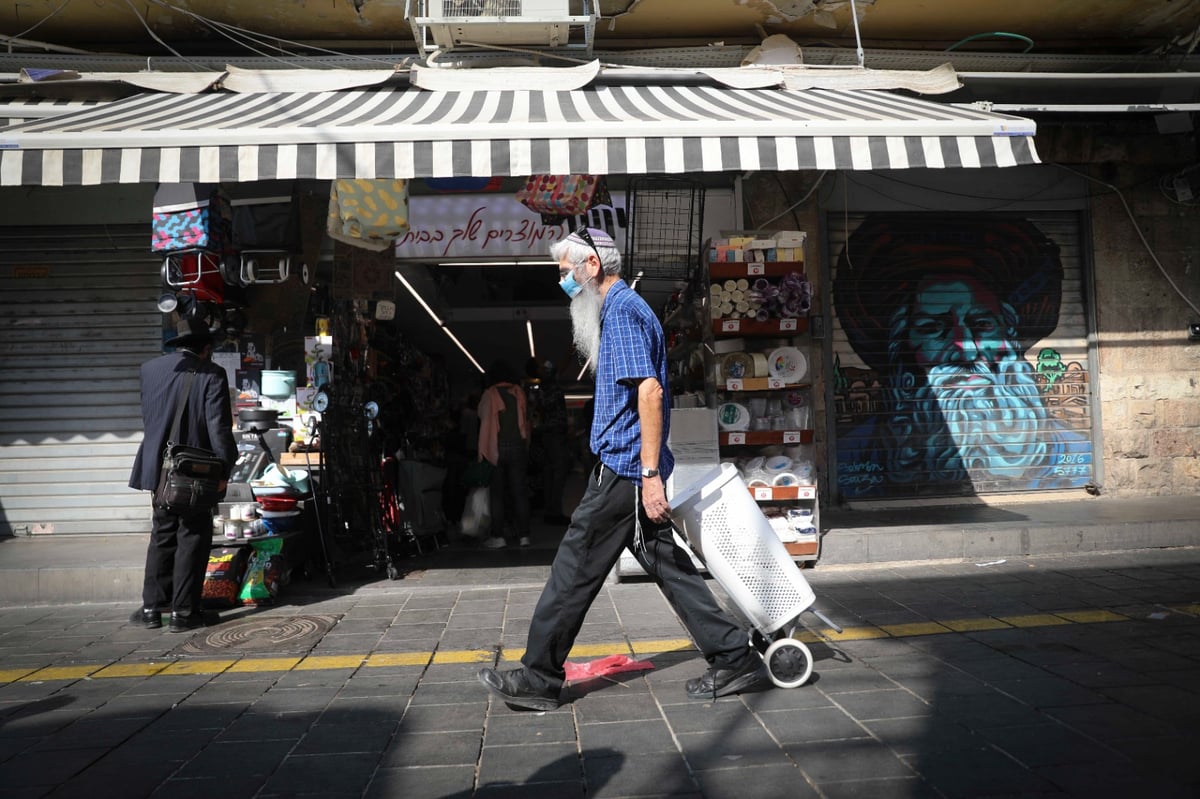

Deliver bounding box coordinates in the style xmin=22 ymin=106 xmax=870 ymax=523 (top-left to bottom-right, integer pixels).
xmin=670 ymin=463 xmax=815 ymax=634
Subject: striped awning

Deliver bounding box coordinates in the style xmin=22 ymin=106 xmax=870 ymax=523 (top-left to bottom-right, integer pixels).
xmin=0 ymin=85 xmax=1038 ymax=186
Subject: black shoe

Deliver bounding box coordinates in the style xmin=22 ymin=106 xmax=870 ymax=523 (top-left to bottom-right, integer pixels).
xmin=477 ymin=667 xmax=562 ymax=711
xmin=168 ymin=611 xmax=215 ymax=633
xmin=129 ymin=608 xmax=162 ymax=629
xmin=686 ymin=657 xmax=772 ymax=700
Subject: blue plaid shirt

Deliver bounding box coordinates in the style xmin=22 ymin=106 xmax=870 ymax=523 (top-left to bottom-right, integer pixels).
xmin=590 ymin=280 xmax=674 ymax=484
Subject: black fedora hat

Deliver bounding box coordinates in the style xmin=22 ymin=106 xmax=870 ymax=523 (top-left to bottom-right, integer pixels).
xmin=165 ymin=317 xmax=215 ymax=349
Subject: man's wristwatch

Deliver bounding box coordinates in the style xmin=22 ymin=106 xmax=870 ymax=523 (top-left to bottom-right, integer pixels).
xmin=640 ymin=467 xmax=659 ymax=479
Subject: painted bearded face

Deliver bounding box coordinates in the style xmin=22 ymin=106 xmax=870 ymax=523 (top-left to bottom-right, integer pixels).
xmin=884 ymin=276 xmax=1049 ymax=484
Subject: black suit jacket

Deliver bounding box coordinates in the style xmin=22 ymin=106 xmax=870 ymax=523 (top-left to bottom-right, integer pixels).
xmin=128 ymin=350 xmax=239 ymax=491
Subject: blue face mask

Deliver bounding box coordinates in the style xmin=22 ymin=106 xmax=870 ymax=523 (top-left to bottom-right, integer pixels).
xmin=559 ymin=269 xmax=585 ymax=299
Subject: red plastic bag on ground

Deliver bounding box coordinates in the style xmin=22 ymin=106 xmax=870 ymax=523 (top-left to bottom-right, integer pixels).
xmin=564 ymin=654 xmax=654 ymax=683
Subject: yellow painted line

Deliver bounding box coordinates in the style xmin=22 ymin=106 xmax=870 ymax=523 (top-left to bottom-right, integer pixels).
xmin=999 ymin=614 xmax=1073 ymax=628
xmin=160 ymin=659 xmax=236 ymax=675
xmin=880 ymin=622 xmax=953 ymax=637
xmin=19 ymin=665 xmax=99 ymax=682
xmin=821 ymin=625 xmax=889 ymax=641
xmin=227 ymin=657 xmax=302 ymax=673
xmin=365 ymin=653 xmax=431 ymax=667
xmin=1169 ymin=604 xmax=1200 ymax=617
xmin=0 ymin=606 xmax=1146 ymax=684
xmin=295 ymin=655 xmax=365 ymax=670
xmin=630 ymin=638 xmax=696 ymax=654
xmin=1056 ymin=609 xmax=1127 ymax=624
xmin=568 ymin=643 xmax=632 ymax=658
xmin=92 ymin=662 xmax=168 ymax=678
xmin=943 ymin=617 xmax=1012 ymax=632
xmin=431 ymin=650 xmax=493 ymax=664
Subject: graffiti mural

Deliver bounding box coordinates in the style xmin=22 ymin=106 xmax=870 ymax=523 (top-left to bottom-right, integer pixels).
xmin=831 ymin=213 xmax=1094 ymax=499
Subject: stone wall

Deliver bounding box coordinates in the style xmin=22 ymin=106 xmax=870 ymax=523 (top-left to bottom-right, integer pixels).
xmin=1021 ymin=121 xmax=1200 ymax=496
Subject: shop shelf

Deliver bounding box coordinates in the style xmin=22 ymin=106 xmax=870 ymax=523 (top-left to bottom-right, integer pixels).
xmin=709 ymin=261 xmax=805 ymax=279
xmin=748 ymin=484 xmax=817 ymax=501
xmin=719 ymin=430 xmax=814 ymax=446
xmin=721 ymin=376 xmax=811 ymax=392
xmin=712 ymin=317 xmax=809 ymax=336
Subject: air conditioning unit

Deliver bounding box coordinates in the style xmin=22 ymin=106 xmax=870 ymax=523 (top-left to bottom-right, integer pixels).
xmin=407 ymin=0 xmax=596 ymax=53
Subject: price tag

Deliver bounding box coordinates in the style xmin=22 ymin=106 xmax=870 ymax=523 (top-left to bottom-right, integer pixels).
xmin=797 ymin=487 xmax=816 ymax=499
xmin=748 ymin=263 xmax=764 ymax=276
xmin=726 ymin=379 xmax=743 ymax=391
xmin=767 ymin=377 xmax=786 ymax=390
xmin=721 ymin=319 xmax=740 ymax=333
xmin=779 ymin=318 xmax=798 ymax=331
xmin=783 ymin=431 xmax=801 ymax=444
xmin=727 ymin=432 xmax=746 ymax=445
xmin=753 ymin=487 xmax=772 ymax=500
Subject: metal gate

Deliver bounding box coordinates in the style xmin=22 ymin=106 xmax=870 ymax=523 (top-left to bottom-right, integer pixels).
xmin=0 ymin=224 xmax=161 ymax=535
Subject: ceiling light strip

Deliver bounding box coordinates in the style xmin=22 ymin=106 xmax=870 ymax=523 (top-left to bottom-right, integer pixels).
xmin=394 ymin=270 xmax=485 ymax=374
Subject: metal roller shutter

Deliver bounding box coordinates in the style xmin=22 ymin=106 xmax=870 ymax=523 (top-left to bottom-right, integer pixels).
xmin=0 ymin=224 xmax=161 ymax=535
xmin=827 ymin=211 xmax=1097 ymax=501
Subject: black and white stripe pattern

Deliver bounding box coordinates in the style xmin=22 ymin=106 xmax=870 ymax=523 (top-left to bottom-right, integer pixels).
xmin=0 ymin=85 xmax=1039 ymax=186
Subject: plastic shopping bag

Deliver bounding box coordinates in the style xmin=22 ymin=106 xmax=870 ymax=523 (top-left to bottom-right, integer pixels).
xmin=459 ymin=485 xmax=491 ymax=539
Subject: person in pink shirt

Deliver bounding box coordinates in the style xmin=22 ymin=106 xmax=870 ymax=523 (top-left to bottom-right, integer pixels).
xmin=476 ymin=360 xmax=531 ymax=548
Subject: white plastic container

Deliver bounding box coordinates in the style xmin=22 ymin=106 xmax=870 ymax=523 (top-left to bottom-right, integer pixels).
xmin=669 ymin=462 xmax=815 ymax=634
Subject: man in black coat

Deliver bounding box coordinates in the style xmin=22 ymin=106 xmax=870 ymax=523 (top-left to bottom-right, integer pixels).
xmin=129 ymin=317 xmax=238 ymax=632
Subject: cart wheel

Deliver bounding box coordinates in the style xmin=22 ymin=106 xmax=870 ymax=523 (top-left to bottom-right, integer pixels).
xmin=763 ymin=638 xmax=813 ymax=689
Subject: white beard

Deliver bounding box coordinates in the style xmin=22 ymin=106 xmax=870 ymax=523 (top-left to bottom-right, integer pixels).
xmin=569 ymin=284 xmax=604 ymax=374
xmin=927 ymin=358 xmax=1048 ymax=481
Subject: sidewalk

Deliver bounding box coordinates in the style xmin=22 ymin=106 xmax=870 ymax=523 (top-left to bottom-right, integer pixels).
xmin=3 ymin=492 xmax=1199 ymax=605
xmin=1 ymin=548 xmax=1199 ymax=798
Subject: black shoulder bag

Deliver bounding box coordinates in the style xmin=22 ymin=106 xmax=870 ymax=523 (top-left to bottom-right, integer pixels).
xmin=154 ymin=371 xmax=226 ymax=513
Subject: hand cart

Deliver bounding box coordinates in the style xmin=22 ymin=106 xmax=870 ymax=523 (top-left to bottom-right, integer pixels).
xmin=669 ymin=462 xmax=842 ymax=688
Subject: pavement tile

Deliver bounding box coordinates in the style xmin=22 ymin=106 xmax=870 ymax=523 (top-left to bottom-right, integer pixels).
xmin=582 ymin=752 xmax=699 ymax=797
xmin=319 ymin=693 xmax=409 ymax=723
xmin=826 ymin=688 xmax=931 ymax=720
xmin=786 ymin=737 xmax=917 ymax=783
xmin=738 ymin=684 xmax=837 ymax=712
xmin=382 ymin=729 xmax=482 ymax=767
xmin=756 ymin=706 xmax=867 ymax=744
xmin=813 ymin=664 xmax=900 ymax=694
xmin=0 ymin=745 xmax=107 ymax=789
xmin=573 ymin=692 xmax=666 ymax=724
xmin=860 ymin=716 xmax=984 ymax=756
xmin=987 ymin=675 xmax=1110 ymax=708
xmin=151 ymin=775 xmax=269 ymax=799
xmin=365 ymin=765 xmax=476 ymax=799
xmin=1035 ymin=760 xmax=1195 ymax=798
xmin=676 ymin=726 xmax=792 ymax=771
xmin=802 ymin=776 xmax=941 ymax=799
xmin=578 ymin=718 xmax=677 ymax=754
xmin=478 ymin=740 xmax=580 ymax=784
xmin=293 ymin=719 xmax=399 ymax=754
xmin=694 ymin=764 xmax=820 ymax=799
xmin=1045 ymin=702 xmax=1180 ymax=740
xmin=30 ymin=715 xmax=157 ymax=750
xmin=399 ymin=700 xmax=487 ymax=732
xmin=977 ymin=722 xmax=1114 ymax=767
xmin=903 ymin=744 xmax=1058 ymax=798
xmin=175 ymin=738 xmax=297 ymax=777
xmin=259 ymin=751 xmax=381 ymax=795
xmin=475 ymin=780 xmax=587 ymax=798
xmin=659 ymin=697 xmax=766 ymax=734
xmin=215 ymin=710 xmax=314 ymax=741
xmin=484 ymin=708 xmax=577 ymax=744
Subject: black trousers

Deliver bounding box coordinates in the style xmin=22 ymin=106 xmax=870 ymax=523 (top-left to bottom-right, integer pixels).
xmin=522 ymin=462 xmax=752 ymax=692
xmin=142 ymin=500 xmax=212 ymax=615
